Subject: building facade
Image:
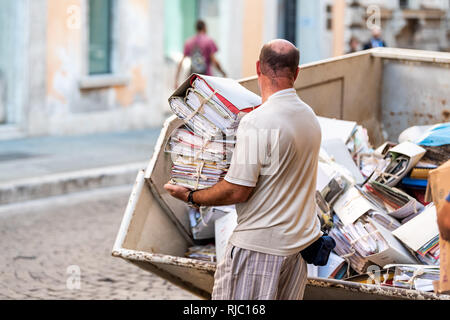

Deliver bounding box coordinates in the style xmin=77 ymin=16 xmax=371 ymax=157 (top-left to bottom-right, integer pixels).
xmin=0 ymin=0 xmax=449 ymax=139
xmin=0 ymin=0 xmax=167 ymax=139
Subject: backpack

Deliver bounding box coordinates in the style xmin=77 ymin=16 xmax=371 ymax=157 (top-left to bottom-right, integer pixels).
xmin=190 ymin=41 xmax=208 ymax=75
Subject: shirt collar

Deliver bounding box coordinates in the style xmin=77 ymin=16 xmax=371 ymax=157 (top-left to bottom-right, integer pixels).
xmin=267 ymin=88 xmax=297 ymax=101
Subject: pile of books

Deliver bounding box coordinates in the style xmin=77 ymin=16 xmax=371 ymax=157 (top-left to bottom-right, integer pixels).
xmin=314 ymin=119 xmax=447 ymax=291
xmin=167 ymin=74 xmax=261 ymax=190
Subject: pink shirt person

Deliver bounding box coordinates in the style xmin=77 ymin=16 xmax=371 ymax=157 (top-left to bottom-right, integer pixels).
xmin=175 ymin=20 xmax=226 ymax=89
xmin=183 ymin=33 xmax=218 ymax=76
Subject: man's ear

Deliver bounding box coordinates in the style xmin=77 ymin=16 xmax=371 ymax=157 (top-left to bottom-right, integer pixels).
xmin=293 ymin=67 xmax=300 ymax=82
xmin=256 ymin=61 xmax=261 ymax=76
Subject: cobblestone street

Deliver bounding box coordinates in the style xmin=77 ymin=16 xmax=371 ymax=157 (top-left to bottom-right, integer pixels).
xmin=0 ymin=186 xmax=198 ymax=300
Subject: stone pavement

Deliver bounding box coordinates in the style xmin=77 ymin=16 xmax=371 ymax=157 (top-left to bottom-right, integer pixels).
xmin=0 ymin=129 xmax=161 ymax=182
xmin=0 ymin=186 xmax=199 ymax=300
xmin=0 ymin=129 xmax=161 ymax=204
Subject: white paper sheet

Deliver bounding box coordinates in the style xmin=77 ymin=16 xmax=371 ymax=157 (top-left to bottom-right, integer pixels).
xmin=199 ymin=75 xmax=262 ymax=110
xmin=317 ymin=117 xmax=357 ymax=144
xmin=215 ymin=210 xmax=238 ymax=264
xmin=322 ymin=139 xmax=365 ymax=184
xmin=333 ymin=187 xmax=376 ymax=226
xmin=392 ymin=205 xmax=439 ymax=251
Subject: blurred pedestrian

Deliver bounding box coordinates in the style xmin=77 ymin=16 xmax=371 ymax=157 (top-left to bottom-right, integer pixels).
xmin=438 ymin=192 xmax=450 ymax=241
xmin=363 ymin=26 xmax=387 ymax=50
xmin=348 ymin=36 xmax=360 ymax=54
xmin=175 ymin=20 xmax=227 ymax=88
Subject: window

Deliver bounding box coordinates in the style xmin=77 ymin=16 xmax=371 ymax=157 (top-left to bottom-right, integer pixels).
xmin=326 ymin=4 xmax=333 ymax=30
xmin=164 ymin=0 xmax=222 ymax=60
xmin=399 ymin=0 xmax=409 ymax=9
xmin=88 ymin=0 xmax=113 ymax=75
xmin=278 ymin=0 xmax=298 ymax=45
xmin=164 ymin=0 xmax=198 ymax=59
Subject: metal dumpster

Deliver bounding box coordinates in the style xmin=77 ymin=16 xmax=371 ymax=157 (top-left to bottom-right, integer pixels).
xmin=112 ymin=48 xmax=450 ymax=300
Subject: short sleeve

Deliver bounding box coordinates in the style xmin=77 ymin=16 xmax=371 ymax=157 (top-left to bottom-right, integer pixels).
xmin=183 ymin=41 xmax=191 ymax=56
xmin=209 ymin=40 xmax=218 ymax=55
xmin=225 ymin=119 xmax=261 ymax=187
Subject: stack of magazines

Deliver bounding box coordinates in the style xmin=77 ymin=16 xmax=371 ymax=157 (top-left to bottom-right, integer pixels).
xmin=167 ymin=74 xmax=261 ymax=190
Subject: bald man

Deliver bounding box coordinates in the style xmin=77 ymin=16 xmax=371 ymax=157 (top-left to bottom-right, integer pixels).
xmin=165 ymin=40 xmax=322 ymax=300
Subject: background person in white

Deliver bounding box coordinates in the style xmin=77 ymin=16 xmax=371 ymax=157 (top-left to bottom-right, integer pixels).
xmin=165 ymin=39 xmax=322 ymax=300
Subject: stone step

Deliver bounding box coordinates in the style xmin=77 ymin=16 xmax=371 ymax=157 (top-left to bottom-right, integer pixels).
xmin=0 ymin=162 xmax=146 ymax=206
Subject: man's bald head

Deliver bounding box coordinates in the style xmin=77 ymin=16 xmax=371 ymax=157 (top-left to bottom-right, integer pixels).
xmin=259 ymin=39 xmax=300 ymax=81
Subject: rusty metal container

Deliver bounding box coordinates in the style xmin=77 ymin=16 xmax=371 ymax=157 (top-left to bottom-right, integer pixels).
xmin=112 ymin=48 xmax=450 ymax=300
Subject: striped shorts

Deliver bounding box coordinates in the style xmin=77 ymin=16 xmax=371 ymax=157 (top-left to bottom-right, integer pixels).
xmin=212 ymin=244 xmax=308 ymax=300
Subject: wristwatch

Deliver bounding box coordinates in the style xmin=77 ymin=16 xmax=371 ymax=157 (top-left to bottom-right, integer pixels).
xmin=187 ymin=190 xmax=200 ymax=208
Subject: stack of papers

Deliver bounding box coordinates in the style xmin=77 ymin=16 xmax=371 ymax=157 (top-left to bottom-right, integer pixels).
xmin=169 ymin=75 xmax=261 ymax=139
xmin=167 ymin=75 xmax=261 ymax=190
xmin=330 ymin=215 xmax=416 ymax=273
xmin=384 ymin=265 xmax=440 ymax=292
xmin=364 ymin=181 xmax=424 ymax=224
xmin=329 ymin=218 xmax=369 ymax=274
xmin=170 ymin=154 xmax=228 ymax=190
xmin=167 ymin=128 xmax=234 ymax=163
xmin=393 ymin=204 xmax=440 ymax=265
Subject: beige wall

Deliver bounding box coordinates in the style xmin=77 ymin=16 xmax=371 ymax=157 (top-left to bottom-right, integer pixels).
xmin=34 ymin=0 xmax=165 ymax=136
xmin=332 ymin=0 xmax=346 ymax=57
xmin=242 ymin=0 xmax=264 ymax=78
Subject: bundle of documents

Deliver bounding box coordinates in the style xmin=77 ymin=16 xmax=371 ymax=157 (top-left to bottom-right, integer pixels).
xmin=393 ymin=204 xmax=440 ymax=265
xmin=167 ymin=75 xmax=261 ymax=190
xmin=167 ymin=128 xmax=234 ymax=163
xmin=330 ymin=214 xmax=417 ymax=274
xmin=364 ymin=181 xmax=424 ymax=224
xmin=329 ymin=218 xmax=369 ymax=274
xmin=384 ymin=265 xmax=440 ymax=292
xmin=312 ymin=118 xmax=448 ymax=291
xmin=169 ymin=74 xmax=261 ymax=139
xmin=170 ymin=154 xmax=228 ymax=190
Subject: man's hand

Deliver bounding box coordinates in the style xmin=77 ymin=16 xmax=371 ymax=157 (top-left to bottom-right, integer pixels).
xmin=164 ymin=183 xmax=190 ymax=203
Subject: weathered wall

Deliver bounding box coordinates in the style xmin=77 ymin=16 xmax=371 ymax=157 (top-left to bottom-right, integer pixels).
xmin=381 ymin=59 xmax=450 ymax=140
xmin=26 ymin=0 xmax=166 ymax=137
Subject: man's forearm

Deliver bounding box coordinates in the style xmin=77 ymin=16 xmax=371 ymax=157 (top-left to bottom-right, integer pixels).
xmin=215 ymin=62 xmax=226 ymax=77
xmin=193 ymin=180 xmax=245 ymax=207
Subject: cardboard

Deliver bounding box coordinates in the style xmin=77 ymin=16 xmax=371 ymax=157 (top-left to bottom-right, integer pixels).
xmin=438 ymin=239 xmax=450 ymax=294
xmin=392 ymin=205 xmax=439 ymax=252
xmin=427 ymin=160 xmax=450 ymax=294
xmin=367 ymin=221 xmax=417 ymax=267
xmin=317 ymin=117 xmax=357 ymax=144
xmin=428 ymin=160 xmax=450 ymax=211
xmin=333 ymin=187 xmax=377 ymax=226
xmin=322 ymin=139 xmax=365 ymax=184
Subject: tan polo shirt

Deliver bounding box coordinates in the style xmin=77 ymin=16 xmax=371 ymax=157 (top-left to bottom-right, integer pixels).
xmin=225 ymin=88 xmax=323 ymax=256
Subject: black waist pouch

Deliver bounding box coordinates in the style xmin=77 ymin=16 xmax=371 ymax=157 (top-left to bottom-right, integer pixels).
xmin=300 ymin=235 xmax=336 ymax=266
